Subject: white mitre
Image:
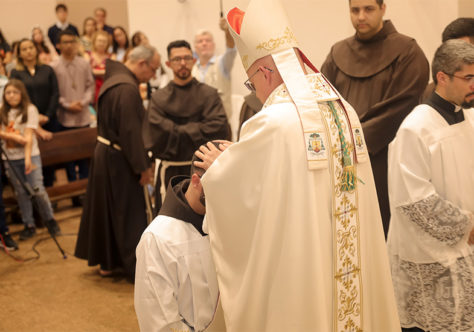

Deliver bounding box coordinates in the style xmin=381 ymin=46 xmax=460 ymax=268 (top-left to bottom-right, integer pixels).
xmin=227 ymin=0 xmax=343 ymax=170
xmin=226 ymin=0 xmax=299 ymax=71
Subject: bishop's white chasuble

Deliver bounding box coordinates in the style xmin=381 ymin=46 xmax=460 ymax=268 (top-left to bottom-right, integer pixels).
xmin=202 ymin=72 xmax=400 ymax=332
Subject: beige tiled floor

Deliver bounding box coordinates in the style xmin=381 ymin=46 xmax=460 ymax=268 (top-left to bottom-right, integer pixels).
xmin=0 ymin=205 xmax=139 ymax=332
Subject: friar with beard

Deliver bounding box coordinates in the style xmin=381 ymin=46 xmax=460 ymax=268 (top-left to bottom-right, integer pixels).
xmin=142 ymin=40 xmax=229 ymax=214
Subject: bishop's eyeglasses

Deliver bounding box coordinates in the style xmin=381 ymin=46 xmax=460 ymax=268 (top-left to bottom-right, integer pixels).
xmin=244 ymin=66 xmax=274 ymax=92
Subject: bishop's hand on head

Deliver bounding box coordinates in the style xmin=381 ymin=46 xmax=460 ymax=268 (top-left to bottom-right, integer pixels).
xmin=194 ymin=140 xmax=232 ymax=171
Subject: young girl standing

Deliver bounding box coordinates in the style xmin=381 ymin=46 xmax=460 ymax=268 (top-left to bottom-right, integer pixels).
xmin=0 ymin=79 xmax=60 ymax=240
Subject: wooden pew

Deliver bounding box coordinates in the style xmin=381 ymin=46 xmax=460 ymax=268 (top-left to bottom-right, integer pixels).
xmin=38 ymin=127 xmax=97 ymax=202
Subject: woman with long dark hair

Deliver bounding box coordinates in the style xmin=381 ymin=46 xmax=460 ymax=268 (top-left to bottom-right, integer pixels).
xmin=111 ymin=26 xmax=129 ymax=62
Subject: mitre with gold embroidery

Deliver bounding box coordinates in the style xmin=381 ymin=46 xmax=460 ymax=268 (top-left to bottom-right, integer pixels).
xmin=226 ymin=0 xmax=299 ymax=71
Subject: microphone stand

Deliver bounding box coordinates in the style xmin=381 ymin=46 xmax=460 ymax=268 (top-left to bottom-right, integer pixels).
xmin=0 ymin=145 xmax=66 ymax=258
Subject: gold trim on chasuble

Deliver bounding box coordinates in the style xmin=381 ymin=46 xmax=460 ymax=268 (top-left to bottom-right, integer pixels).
xmin=319 ymin=101 xmax=363 ymax=332
xmin=263 ymin=76 xmax=363 ymax=331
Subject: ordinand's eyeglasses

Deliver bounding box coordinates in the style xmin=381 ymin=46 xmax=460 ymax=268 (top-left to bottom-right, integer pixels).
xmin=244 ymin=66 xmax=274 ymax=92
xmin=445 ymin=72 xmax=474 ymax=85
xmin=169 ymin=56 xmax=194 ymax=64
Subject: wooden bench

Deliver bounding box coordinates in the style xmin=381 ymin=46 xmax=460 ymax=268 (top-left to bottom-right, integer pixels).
xmin=38 ymin=127 xmax=97 ymax=202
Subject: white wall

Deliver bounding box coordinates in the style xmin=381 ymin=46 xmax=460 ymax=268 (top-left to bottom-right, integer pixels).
xmin=127 ymin=0 xmax=470 ymax=99
xmin=1 ymin=0 xmax=471 ymax=95
xmin=0 ymin=0 xmax=57 ymax=42
xmin=0 ymin=0 xmax=128 ymax=45
xmin=63 ymin=0 xmax=129 ymax=34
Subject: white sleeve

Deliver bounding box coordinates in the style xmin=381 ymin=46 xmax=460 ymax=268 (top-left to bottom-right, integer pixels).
xmin=388 ymin=126 xmax=472 ymax=246
xmin=134 ymin=232 xmax=193 ymax=332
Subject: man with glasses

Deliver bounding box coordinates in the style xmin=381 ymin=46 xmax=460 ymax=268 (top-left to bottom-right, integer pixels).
xmin=142 ymin=40 xmax=229 ymax=214
xmin=75 ymin=45 xmax=158 ymax=282
xmin=195 ymin=0 xmax=400 ymax=330
xmin=51 ymin=30 xmax=94 ymax=202
xmin=387 ymin=39 xmax=474 ymax=332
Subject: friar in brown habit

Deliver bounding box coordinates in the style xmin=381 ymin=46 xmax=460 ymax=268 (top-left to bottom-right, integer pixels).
xmin=237 ymin=92 xmax=263 ymax=140
xmin=75 ymin=46 xmax=160 ymax=281
xmin=142 ymin=40 xmax=229 ymax=214
xmin=321 ymin=0 xmax=429 ymax=236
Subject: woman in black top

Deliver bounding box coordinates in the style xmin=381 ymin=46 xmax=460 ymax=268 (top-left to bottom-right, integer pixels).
xmin=10 ymin=38 xmax=59 ymax=186
xmin=10 ymin=39 xmax=59 ymax=137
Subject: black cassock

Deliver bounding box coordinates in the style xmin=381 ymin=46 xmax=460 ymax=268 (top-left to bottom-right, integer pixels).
xmin=75 ymin=60 xmax=149 ymax=281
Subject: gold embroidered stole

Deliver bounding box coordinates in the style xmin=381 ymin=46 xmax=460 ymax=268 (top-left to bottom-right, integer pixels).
xmin=319 ymin=100 xmax=363 ymax=332
xmin=263 ymin=73 xmax=363 ymax=332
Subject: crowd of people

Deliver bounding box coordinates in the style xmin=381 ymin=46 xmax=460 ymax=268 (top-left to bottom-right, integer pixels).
xmin=0 ymin=4 xmax=178 ymax=250
xmin=1 ymin=0 xmax=474 ymax=332
xmin=0 ymin=5 xmax=147 ymax=249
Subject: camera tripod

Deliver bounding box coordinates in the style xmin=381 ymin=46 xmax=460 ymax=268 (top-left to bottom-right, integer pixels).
xmin=0 ymin=145 xmax=66 ymax=258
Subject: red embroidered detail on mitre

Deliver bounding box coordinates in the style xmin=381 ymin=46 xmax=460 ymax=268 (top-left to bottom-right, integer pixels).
xmin=227 ymin=8 xmax=245 ymax=34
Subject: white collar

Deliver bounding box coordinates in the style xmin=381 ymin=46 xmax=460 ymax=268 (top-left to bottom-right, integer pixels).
xmin=56 ymin=21 xmax=69 ymax=30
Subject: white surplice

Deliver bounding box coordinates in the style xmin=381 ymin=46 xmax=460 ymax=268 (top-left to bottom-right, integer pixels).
xmin=135 ymin=216 xmax=219 ymax=332
xmin=388 ymin=104 xmax=474 ymax=332
xmin=201 ymin=73 xmax=400 ymax=332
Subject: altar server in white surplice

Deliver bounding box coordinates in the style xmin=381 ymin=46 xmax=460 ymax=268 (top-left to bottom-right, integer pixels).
xmin=387 ymin=40 xmax=474 ymax=332
xmin=194 ymin=0 xmax=400 ymax=331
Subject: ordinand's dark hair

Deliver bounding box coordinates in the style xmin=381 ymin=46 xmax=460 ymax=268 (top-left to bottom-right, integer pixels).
xmin=55 ymin=3 xmax=67 ymax=12
xmin=167 ymin=40 xmax=192 ymax=58
xmin=112 ymin=26 xmax=130 ymax=53
xmin=442 ymin=17 xmax=474 ymax=43
xmin=1 ymin=79 xmax=31 ymax=125
xmin=431 ymin=39 xmax=474 ymax=84
xmin=58 ymin=30 xmax=77 ymax=43
xmin=190 ymin=141 xmax=221 ymax=177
